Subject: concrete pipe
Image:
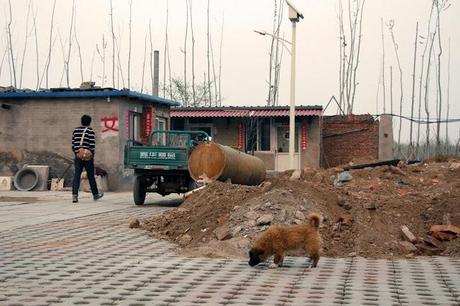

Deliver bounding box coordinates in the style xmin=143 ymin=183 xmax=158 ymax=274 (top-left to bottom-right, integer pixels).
xmin=188 ymin=142 xmax=266 ymax=186
xmin=14 ymin=167 xmax=39 ymax=191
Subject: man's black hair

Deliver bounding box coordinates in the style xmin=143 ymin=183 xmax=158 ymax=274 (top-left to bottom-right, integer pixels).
xmin=81 ymin=115 xmax=92 ymax=126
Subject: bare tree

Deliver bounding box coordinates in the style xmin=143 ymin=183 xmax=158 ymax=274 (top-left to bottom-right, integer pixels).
xmin=163 ymin=0 xmax=171 ymax=98
xmin=268 ymin=0 xmax=284 ymax=106
xmin=375 ymin=71 xmax=381 ymax=114
xmin=445 ymin=37 xmax=451 ymax=152
xmin=434 ymin=0 xmax=450 ymax=151
xmin=74 ymin=2 xmax=84 ymax=85
xmin=0 ymin=38 xmax=8 ymax=81
xmin=206 ymin=0 xmax=212 ymax=106
xmin=210 ymin=36 xmax=218 ymax=106
xmin=149 ymin=21 xmax=154 ymax=94
xmin=57 ymin=31 xmax=67 ymax=87
xmin=424 ymin=31 xmax=436 ymax=154
xmin=32 ymin=4 xmax=40 ymax=89
xmin=19 ymin=0 xmax=32 ymax=88
xmin=90 ymin=48 xmax=95 ymax=82
xmin=115 ymin=25 xmax=126 ymax=89
xmin=65 ymin=0 xmax=76 ymax=88
xmin=337 ymin=0 xmax=366 ymax=114
xmin=7 ymin=0 xmax=17 ymax=88
xmin=183 ymin=0 xmax=189 ymax=106
xmin=409 ymin=22 xmax=419 ymax=157
xmin=338 ymin=0 xmax=345 ymax=111
xmin=190 ymin=0 xmax=197 ymax=106
xmin=387 ymin=20 xmax=404 ymax=153
xmin=389 ymin=66 xmax=393 ymax=115
xmin=141 ymin=35 xmax=147 ymax=93
xmin=218 ymin=12 xmax=224 ymax=106
xmin=417 ymin=2 xmax=435 ymax=157
xmin=109 ymin=0 xmax=115 ymax=88
xmin=380 ymin=18 xmax=386 ymax=113
xmin=127 ymin=0 xmax=133 ymax=89
xmin=350 ymin=0 xmax=366 ymax=109
xmin=45 ymin=0 xmax=57 ymax=89
xmin=96 ymin=35 xmax=107 ymax=87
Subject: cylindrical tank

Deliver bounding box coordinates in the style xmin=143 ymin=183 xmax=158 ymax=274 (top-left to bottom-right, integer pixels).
xmin=188 ymin=142 xmax=266 ymax=186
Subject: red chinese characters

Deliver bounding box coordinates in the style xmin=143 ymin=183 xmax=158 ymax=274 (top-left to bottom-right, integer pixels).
xmin=101 ymin=117 xmax=119 ymax=133
xmin=302 ymin=124 xmax=307 ymax=150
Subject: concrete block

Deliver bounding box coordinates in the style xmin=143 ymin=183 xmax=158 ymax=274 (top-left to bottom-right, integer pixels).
xmin=25 ymin=165 xmax=49 ymax=191
xmin=0 ymin=176 xmax=14 ymax=191
xmin=50 ymin=178 xmax=64 ymax=191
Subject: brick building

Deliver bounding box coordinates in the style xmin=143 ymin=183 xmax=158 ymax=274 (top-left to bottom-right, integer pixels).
xmin=322 ymin=114 xmax=393 ymax=168
xmin=0 ymin=89 xmax=179 ymax=190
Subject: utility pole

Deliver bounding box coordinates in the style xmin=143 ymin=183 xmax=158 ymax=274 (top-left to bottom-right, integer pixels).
xmin=286 ymin=0 xmax=303 ymax=170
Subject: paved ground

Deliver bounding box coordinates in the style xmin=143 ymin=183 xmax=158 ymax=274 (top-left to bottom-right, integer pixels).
xmin=0 ymin=191 xmax=459 ymax=306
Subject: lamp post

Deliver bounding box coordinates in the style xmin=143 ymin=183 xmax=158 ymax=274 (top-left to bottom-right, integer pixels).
xmin=286 ymin=0 xmax=303 ymax=170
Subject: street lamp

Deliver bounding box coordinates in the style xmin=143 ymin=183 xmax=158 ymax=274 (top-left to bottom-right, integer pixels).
xmin=286 ymin=0 xmax=303 ymax=170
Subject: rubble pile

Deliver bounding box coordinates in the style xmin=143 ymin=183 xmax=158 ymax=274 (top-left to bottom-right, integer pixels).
xmin=140 ymin=159 xmax=460 ymax=259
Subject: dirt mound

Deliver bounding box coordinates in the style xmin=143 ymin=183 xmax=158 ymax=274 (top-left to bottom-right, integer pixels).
xmin=141 ymin=160 xmax=460 ymax=259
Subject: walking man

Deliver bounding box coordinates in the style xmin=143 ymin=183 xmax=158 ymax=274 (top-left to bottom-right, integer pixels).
xmin=71 ymin=114 xmax=104 ymax=203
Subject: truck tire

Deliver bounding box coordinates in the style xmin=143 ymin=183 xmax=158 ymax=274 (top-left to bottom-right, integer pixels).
xmin=134 ymin=176 xmax=146 ymax=205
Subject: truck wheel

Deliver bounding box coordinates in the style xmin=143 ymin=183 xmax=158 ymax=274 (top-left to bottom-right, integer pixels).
xmin=134 ymin=176 xmax=146 ymax=205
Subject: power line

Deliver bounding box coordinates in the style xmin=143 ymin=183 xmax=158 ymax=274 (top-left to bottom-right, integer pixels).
xmin=373 ymin=113 xmax=460 ymax=124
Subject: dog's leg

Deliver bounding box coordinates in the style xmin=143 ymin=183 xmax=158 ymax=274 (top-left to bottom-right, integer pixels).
xmin=310 ymin=254 xmax=320 ymax=268
xmin=274 ymin=254 xmax=284 ymax=267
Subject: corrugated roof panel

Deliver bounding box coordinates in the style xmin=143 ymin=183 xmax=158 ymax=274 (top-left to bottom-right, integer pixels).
xmin=170 ymin=108 xmax=322 ymax=118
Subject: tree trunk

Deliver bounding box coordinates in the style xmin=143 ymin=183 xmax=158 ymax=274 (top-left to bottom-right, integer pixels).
xmin=409 ymin=22 xmax=419 ymax=158
xmin=7 ymin=0 xmax=17 ymax=88
xmin=190 ymin=0 xmax=196 ymax=106
xmin=127 ymin=0 xmax=133 ymax=89
xmin=65 ymin=0 xmax=76 ymax=88
xmin=206 ymin=0 xmax=212 ymax=106
xmin=110 ymin=0 xmax=115 ymax=88
xmin=380 ymin=18 xmax=386 ymax=113
xmin=19 ymin=0 xmax=32 ymax=89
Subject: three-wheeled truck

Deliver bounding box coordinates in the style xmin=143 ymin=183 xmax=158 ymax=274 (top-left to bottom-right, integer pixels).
xmin=124 ymin=130 xmax=209 ymax=205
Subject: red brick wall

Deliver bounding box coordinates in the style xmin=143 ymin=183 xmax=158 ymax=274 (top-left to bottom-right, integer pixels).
xmin=322 ymin=115 xmax=379 ymax=168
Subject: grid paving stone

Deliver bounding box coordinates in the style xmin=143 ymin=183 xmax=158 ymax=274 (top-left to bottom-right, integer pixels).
xmin=1 ymin=198 xmax=459 ymax=306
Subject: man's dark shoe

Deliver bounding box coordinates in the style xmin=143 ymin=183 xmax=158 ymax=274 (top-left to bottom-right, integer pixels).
xmin=72 ymin=194 xmax=78 ymax=203
xmin=93 ymin=193 xmax=104 ymax=201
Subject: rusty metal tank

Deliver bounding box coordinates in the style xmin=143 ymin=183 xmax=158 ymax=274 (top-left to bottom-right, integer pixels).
xmin=188 ymin=142 xmax=266 ymax=186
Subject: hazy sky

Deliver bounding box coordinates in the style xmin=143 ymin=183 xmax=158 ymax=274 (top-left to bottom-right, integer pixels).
xmin=0 ymin=0 xmax=459 ymax=143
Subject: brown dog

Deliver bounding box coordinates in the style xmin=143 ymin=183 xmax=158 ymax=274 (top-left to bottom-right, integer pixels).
xmin=248 ymin=213 xmax=322 ymax=268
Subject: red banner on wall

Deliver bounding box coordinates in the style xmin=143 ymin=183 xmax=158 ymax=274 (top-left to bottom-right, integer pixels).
xmin=302 ymin=124 xmax=308 ymax=150
xmin=238 ymin=123 xmax=244 ymax=151
xmin=145 ymin=109 xmax=152 ymax=138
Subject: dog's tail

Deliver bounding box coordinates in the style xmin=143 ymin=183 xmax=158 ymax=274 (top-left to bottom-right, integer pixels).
xmin=308 ymin=213 xmax=322 ymax=228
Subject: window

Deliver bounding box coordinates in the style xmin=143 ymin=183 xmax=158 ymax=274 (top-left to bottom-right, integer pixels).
xmin=129 ymin=111 xmax=141 ymax=142
xmin=155 ymin=117 xmax=166 ymax=145
xmin=276 ymin=126 xmax=299 ymax=153
xmin=190 ymin=126 xmax=212 ymax=138
xmin=259 ymin=118 xmax=271 ymax=151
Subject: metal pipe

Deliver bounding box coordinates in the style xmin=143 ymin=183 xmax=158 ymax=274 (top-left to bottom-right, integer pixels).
xmin=289 ymin=20 xmax=297 ymax=170
xmin=188 ymin=142 xmax=266 ymax=186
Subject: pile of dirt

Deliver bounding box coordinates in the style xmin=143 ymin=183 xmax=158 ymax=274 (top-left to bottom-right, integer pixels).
xmin=140 ymin=159 xmax=460 ymax=259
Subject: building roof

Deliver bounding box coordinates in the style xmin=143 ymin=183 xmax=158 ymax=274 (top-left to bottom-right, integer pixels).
xmin=0 ymin=88 xmax=180 ymax=107
xmin=171 ymin=106 xmax=323 ymax=118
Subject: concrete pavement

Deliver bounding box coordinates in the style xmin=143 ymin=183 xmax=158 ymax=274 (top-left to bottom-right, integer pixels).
xmin=0 ymin=191 xmax=459 ymax=305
